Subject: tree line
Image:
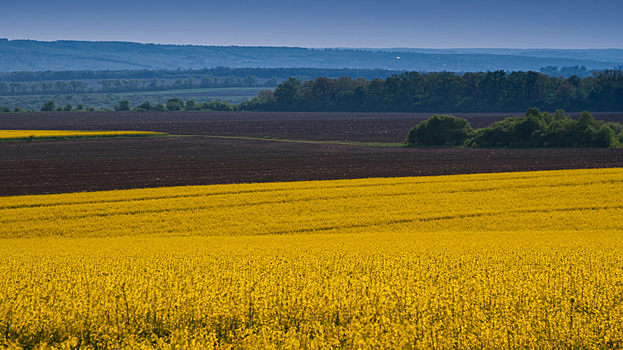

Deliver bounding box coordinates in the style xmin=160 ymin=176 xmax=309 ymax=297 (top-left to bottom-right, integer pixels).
xmin=4 ymin=69 xmax=622 ymax=111
xmin=0 ymin=81 xmax=91 ymax=95
xmin=0 ymin=92 xmax=252 ymax=111
xmin=2 ymin=69 xmax=623 ymax=114
xmin=0 ymin=67 xmax=401 ymax=83
xmin=405 ymin=109 xmax=623 ymax=148
xmin=240 ymin=70 xmax=623 ymax=113
xmin=1 ymin=66 xmax=613 ymax=84
xmin=22 ymin=98 xmax=238 ymax=113
xmin=98 ymin=75 xmax=279 ymax=92
xmin=0 ymin=75 xmax=278 ymax=96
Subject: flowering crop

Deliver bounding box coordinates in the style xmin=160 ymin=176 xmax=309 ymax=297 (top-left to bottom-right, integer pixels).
xmin=2 ymin=168 xmax=622 ymax=239
xmin=1 ymin=168 xmax=622 ymax=349
xmin=0 ymin=130 xmax=166 ymax=141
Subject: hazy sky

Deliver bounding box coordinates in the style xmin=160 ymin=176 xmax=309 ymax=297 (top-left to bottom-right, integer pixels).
xmin=2 ymin=0 xmax=622 ymax=48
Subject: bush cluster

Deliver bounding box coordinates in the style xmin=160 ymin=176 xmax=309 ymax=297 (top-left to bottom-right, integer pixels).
xmin=0 ymin=98 xmax=238 ymax=113
xmin=405 ymin=109 xmax=623 ymax=148
xmin=405 ymin=115 xmax=474 ymax=146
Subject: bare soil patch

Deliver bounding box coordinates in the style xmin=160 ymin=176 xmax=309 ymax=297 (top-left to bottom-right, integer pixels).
xmin=3 ymin=111 xmax=623 ymax=143
xmin=2 ymin=136 xmax=623 ymax=196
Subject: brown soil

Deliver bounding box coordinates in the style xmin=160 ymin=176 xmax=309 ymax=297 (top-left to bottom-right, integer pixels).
xmin=4 ymin=111 xmax=623 ymax=143
xmin=2 ymin=136 xmax=623 ymax=196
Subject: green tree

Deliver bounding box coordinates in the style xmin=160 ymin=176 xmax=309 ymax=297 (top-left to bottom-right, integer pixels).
xmin=405 ymin=115 xmax=473 ymax=146
xmin=244 ymin=75 xmax=260 ymax=87
xmin=134 ymin=102 xmax=153 ymax=111
xmin=166 ymin=98 xmax=184 ymax=111
xmin=578 ymin=111 xmax=596 ymax=128
xmin=595 ymin=125 xmax=617 ymax=148
xmin=118 ymin=100 xmax=131 ymax=111
xmin=41 ymin=100 xmax=56 ymax=112
xmin=265 ymin=77 xmax=280 ymax=87
xmin=274 ymin=77 xmax=302 ymax=110
xmin=185 ymin=100 xmax=199 ymax=110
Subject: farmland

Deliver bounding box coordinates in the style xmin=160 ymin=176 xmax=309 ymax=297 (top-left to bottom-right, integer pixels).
xmin=3 ymin=168 xmax=623 ymax=238
xmin=3 ymin=136 xmax=623 ymax=196
xmin=3 ymin=110 xmax=623 ymax=143
xmin=1 ymin=168 xmax=623 ymax=348
xmin=2 ymin=111 xmax=623 ymax=348
xmin=2 ymin=111 xmax=623 ymax=196
xmin=0 ymin=130 xmax=166 ymax=142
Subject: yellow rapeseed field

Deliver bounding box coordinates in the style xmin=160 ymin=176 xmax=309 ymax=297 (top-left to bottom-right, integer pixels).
xmin=0 ymin=130 xmax=166 ymax=141
xmin=1 ymin=168 xmax=622 ymax=349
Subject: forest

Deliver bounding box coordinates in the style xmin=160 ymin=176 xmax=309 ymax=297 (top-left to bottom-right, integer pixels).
xmin=0 ymin=67 xmax=403 ymax=97
xmin=241 ymin=69 xmax=623 ymax=113
xmin=1 ymin=69 xmax=622 ymax=113
xmin=0 ymin=75 xmax=275 ymax=96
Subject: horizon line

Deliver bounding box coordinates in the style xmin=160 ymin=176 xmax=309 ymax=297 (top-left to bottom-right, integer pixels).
xmin=2 ymin=38 xmax=622 ymax=51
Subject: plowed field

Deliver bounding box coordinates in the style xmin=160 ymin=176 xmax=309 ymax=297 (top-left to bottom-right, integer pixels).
xmin=2 ymin=111 xmax=623 ymax=196
xmin=3 ymin=111 xmax=623 ymax=143
xmin=2 ymin=136 xmax=623 ymax=196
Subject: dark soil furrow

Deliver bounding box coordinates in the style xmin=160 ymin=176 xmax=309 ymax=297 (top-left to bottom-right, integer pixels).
xmin=2 ymin=136 xmax=623 ymax=196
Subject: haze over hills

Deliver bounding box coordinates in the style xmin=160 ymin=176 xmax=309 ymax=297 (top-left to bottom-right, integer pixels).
xmin=1 ymin=39 xmax=622 ymax=73
xmin=363 ymin=48 xmax=623 ymax=64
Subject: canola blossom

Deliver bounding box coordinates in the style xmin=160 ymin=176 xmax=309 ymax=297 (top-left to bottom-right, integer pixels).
xmin=0 ymin=130 xmax=166 ymax=141
xmin=2 ymin=168 xmax=623 ymax=239
xmin=1 ymin=168 xmax=623 ymax=349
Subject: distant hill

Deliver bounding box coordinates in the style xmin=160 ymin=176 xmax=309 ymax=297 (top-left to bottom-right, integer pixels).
xmin=360 ymin=48 xmax=623 ymax=64
xmin=1 ymin=39 xmax=622 ymax=72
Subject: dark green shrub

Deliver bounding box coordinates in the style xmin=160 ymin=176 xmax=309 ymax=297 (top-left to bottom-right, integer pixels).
xmin=40 ymin=100 xmax=56 ymax=112
xmin=166 ymin=98 xmax=184 ymax=111
xmin=595 ymin=125 xmax=617 ymax=148
xmin=134 ymin=102 xmax=153 ymax=111
xmin=410 ymin=108 xmax=622 ymax=149
xmin=185 ymin=100 xmax=199 ymax=110
xmin=405 ymin=115 xmax=473 ymax=146
xmin=578 ymin=111 xmax=597 ymax=128
xmin=117 ymin=100 xmax=131 ymax=111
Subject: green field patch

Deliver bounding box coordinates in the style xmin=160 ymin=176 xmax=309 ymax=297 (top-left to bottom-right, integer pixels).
xmin=192 ymin=135 xmax=403 ymax=147
xmin=126 ymin=87 xmax=266 ymax=96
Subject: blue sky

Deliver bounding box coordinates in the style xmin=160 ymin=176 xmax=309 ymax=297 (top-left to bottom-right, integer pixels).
xmin=2 ymin=0 xmax=622 ymax=48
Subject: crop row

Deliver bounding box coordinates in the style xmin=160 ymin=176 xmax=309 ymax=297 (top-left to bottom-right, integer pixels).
xmin=1 ymin=168 xmax=622 ymax=239
xmin=1 ymin=168 xmax=622 ymax=349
